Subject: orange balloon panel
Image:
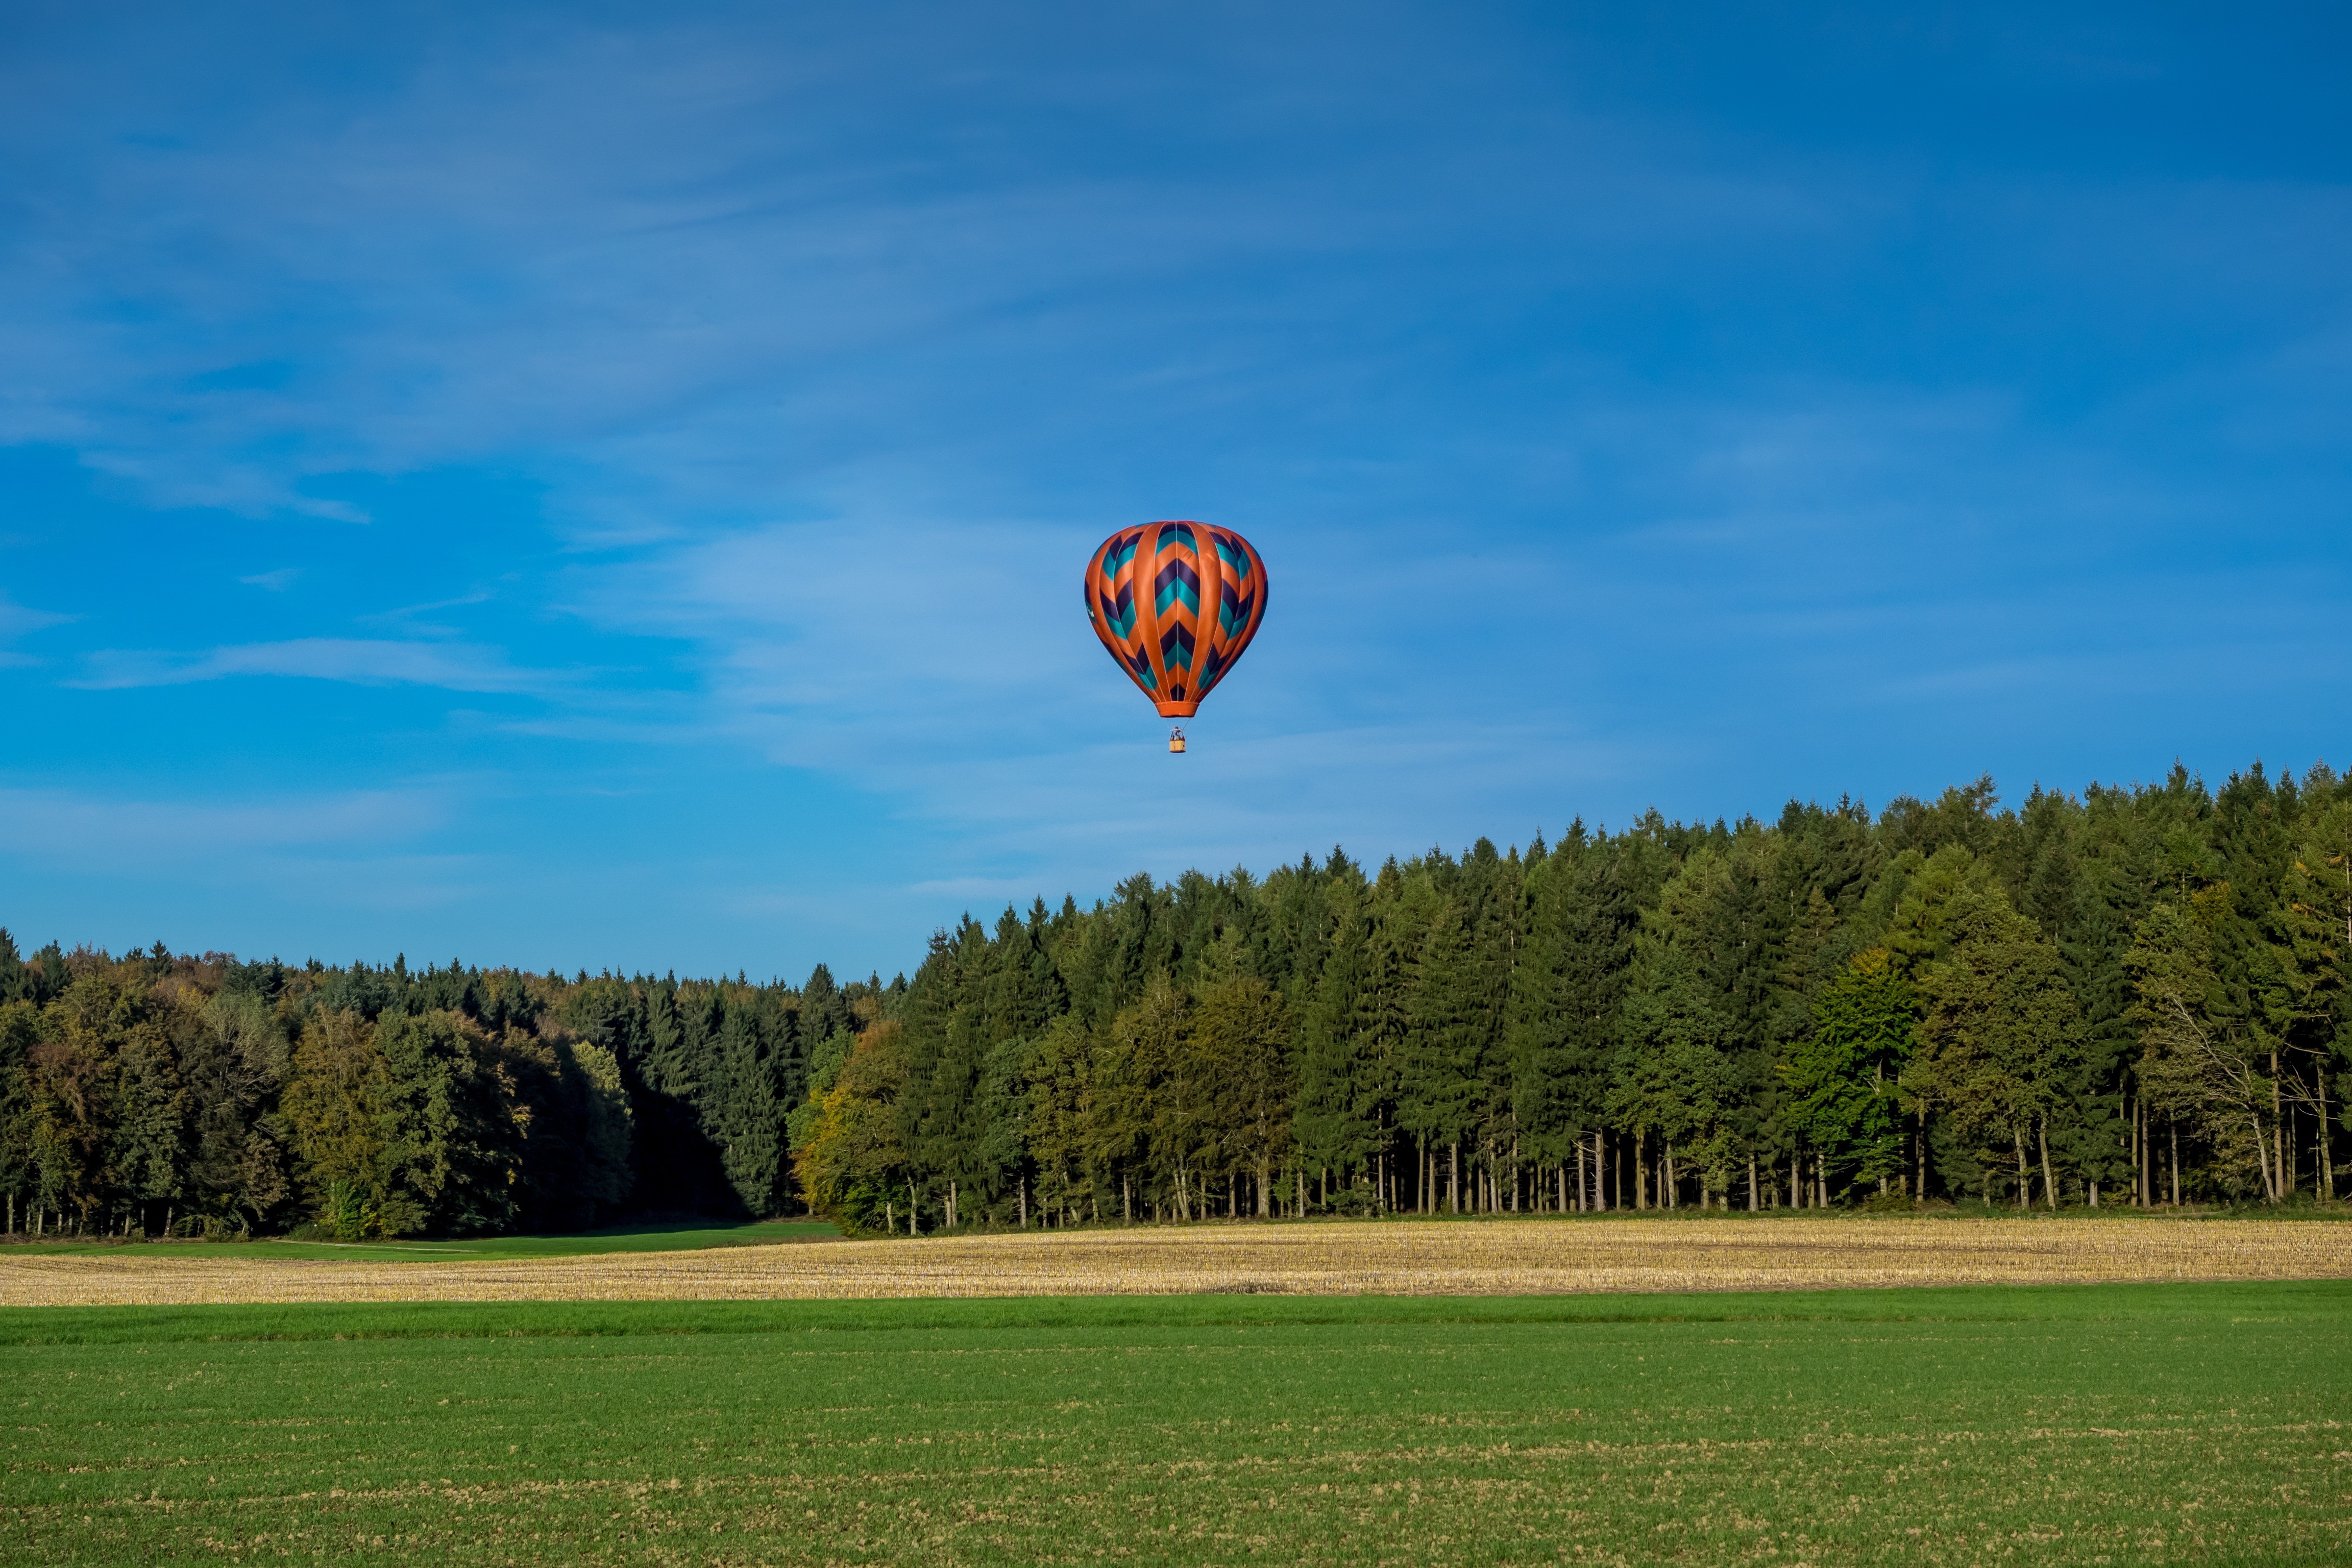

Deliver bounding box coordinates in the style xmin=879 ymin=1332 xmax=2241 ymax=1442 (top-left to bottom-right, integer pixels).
xmin=1084 ymin=522 xmax=1268 ymax=719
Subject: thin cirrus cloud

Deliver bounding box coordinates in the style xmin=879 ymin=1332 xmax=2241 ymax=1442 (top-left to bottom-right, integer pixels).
xmin=1 ymin=785 xmax=447 ymax=865
xmin=0 ymin=7 xmax=1870 ymax=538
xmin=70 ymin=638 xmax=576 ymax=695
xmin=0 ymin=593 xmax=72 ymax=666
xmin=0 ymin=592 xmax=71 ymax=635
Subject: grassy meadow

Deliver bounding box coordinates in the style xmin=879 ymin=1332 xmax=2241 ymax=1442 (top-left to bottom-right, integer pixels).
xmin=5 ymin=1280 xmax=2349 ymax=1566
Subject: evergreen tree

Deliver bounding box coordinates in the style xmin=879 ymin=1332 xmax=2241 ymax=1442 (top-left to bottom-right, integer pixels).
xmin=1783 ymin=948 xmax=1914 ymax=1195
xmin=374 ymin=1011 xmax=520 ymax=1236
xmin=715 ymin=997 xmax=785 ymax=1216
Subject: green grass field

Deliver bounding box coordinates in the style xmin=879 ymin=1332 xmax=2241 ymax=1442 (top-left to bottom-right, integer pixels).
xmin=3 ymin=1217 xmax=838 ymax=1264
xmin=5 ymin=1282 xmax=2347 ymax=1566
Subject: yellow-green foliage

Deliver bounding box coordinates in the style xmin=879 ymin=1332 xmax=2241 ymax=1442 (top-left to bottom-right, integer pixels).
xmin=790 ymin=1020 xmax=909 ymax=1234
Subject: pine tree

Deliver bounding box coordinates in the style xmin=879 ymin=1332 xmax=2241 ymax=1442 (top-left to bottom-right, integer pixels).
xmin=1294 ymin=880 xmax=1374 ymax=1190
xmin=715 ymin=998 xmax=784 ymax=1217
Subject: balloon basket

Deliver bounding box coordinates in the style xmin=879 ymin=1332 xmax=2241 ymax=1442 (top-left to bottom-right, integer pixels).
xmin=1168 ymin=727 xmax=1187 ymax=754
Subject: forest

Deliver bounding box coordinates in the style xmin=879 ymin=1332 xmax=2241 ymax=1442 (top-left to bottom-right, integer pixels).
xmin=3 ymin=762 xmax=2345 ymax=1239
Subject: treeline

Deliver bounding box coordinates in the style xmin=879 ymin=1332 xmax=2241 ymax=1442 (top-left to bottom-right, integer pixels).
xmin=798 ymin=763 xmax=2347 ymax=1231
xmin=7 ymin=761 xmax=2347 ymax=1240
xmin=0 ymin=942 xmax=895 ymax=1238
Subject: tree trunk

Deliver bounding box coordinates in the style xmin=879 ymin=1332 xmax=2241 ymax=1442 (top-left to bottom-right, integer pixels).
xmin=1449 ymin=1142 xmax=1459 ymax=1214
xmin=1664 ymin=1141 xmax=1676 ymax=1210
xmin=2038 ymin=1119 xmax=2056 ymax=1211
xmin=2129 ymin=1097 xmax=2140 ymax=1205
xmin=2314 ymin=1072 xmax=2333 ymax=1213
xmin=1020 ymin=1175 xmax=1028 ymax=1228
xmin=2142 ymin=1095 xmax=2152 ymax=1205
xmin=2318 ymin=1070 xmax=2334 ymax=1201
xmin=1122 ymin=1175 xmax=1130 ymax=1224
xmin=2251 ymin=1116 xmax=2276 ymax=1202
xmin=2275 ymin=1054 xmax=2287 ymax=1198
xmin=2169 ymin=1122 xmax=2179 ymax=1207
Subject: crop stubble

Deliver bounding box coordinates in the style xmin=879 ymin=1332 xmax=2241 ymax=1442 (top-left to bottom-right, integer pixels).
xmin=5 ymin=1216 xmax=2348 ymax=1306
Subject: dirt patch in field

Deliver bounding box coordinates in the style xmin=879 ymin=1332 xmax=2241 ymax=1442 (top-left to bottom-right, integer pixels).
xmin=5 ymin=1216 xmax=2350 ymax=1306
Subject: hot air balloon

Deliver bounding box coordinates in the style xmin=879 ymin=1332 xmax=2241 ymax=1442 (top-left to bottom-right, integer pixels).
xmin=1084 ymin=522 xmax=1267 ymax=752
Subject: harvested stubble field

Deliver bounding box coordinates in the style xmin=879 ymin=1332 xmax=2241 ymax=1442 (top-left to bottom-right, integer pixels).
xmin=3 ymin=1283 xmax=2348 ymax=1566
xmin=3 ymin=1215 xmax=2349 ymax=1306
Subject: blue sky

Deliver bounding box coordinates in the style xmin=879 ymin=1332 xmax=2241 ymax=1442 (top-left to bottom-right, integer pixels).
xmin=3 ymin=3 xmax=2347 ymax=981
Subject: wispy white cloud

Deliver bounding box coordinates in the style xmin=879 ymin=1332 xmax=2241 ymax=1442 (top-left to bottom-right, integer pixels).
xmin=238 ymin=567 xmax=301 ymax=590
xmin=0 ymin=6 xmax=1868 ymax=533
xmin=0 ymin=593 xmax=71 ymax=643
xmin=356 ymin=591 xmax=497 ymax=638
xmin=71 ymin=638 xmax=575 ymax=694
xmin=1 ymin=785 xmax=447 ymax=863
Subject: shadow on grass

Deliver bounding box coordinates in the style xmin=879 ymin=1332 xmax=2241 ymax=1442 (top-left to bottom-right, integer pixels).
xmin=1 ymin=1215 xmax=840 ymax=1263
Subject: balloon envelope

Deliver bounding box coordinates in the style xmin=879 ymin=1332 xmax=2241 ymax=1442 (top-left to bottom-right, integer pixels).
xmin=1084 ymin=522 xmax=1268 ymax=719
